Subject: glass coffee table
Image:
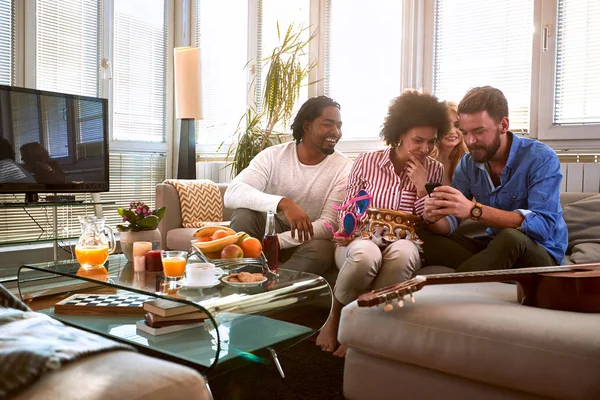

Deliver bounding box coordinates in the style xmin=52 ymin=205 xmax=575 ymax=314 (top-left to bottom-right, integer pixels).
xmin=18 ymin=254 xmax=332 ymax=378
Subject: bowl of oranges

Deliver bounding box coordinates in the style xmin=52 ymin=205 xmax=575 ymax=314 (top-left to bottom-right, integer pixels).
xmin=190 ymin=226 xmax=267 ymax=269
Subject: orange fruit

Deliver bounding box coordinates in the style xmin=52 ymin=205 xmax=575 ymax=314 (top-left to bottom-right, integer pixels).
xmin=241 ymin=237 xmax=262 ymax=258
xmin=198 ymin=236 xmax=212 ymax=242
xmin=212 ymin=229 xmax=232 ymax=240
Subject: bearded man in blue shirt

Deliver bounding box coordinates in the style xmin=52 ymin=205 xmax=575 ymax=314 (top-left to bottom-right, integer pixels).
xmin=422 ymin=86 xmax=567 ymax=271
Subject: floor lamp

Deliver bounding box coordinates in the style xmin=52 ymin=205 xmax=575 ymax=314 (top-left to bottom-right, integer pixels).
xmin=174 ymin=47 xmax=203 ymax=179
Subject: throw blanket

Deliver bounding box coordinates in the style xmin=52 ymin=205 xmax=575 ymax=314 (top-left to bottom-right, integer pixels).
xmin=0 ymin=285 xmax=134 ymax=399
xmin=164 ymin=179 xmax=223 ymax=227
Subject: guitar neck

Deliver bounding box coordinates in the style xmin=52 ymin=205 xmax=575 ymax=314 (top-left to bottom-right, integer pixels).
xmin=423 ymin=266 xmax=577 ymax=286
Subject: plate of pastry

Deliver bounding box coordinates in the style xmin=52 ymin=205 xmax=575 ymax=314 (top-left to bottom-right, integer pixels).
xmin=221 ymin=272 xmax=267 ymax=287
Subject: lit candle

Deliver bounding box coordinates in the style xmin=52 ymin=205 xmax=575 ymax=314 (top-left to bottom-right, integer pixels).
xmin=133 ymin=241 xmax=152 ymax=257
xmin=133 ymin=256 xmax=146 ymax=272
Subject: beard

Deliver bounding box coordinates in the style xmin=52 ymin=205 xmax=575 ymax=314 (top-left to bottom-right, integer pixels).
xmin=320 ymin=137 xmax=337 ymax=155
xmin=468 ymin=127 xmax=501 ymax=163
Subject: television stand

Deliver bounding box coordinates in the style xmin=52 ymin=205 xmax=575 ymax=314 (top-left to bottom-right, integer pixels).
xmin=0 ymin=197 xmax=115 ymax=262
xmin=25 ymin=192 xmax=39 ymax=203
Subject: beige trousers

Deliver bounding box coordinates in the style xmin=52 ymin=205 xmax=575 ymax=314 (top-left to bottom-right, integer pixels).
xmin=333 ymin=239 xmax=421 ymax=305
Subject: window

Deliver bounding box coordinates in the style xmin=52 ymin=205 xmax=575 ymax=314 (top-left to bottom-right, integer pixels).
xmin=194 ymin=0 xmax=248 ymax=145
xmin=553 ymin=0 xmax=600 ymax=125
xmin=324 ymin=0 xmax=403 ymax=140
xmin=112 ymin=0 xmax=167 ymax=142
xmin=36 ymin=0 xmax=100 ymax=97
xmin=0 ymin=0 xmax=13 ymax=85
xmin=538 ymin=0 xmax=600 ymax=143
xmin=194 ymin=0 xmax=309 ymax=147
xmin=431 ymin=0 xmax=534 ymax=133
xmin=256 ymin=0 xmax=309 ymax=121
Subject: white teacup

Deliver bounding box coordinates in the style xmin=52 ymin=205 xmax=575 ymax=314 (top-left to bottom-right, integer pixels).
xmin=185 ymin=262 xmax=224 ymax=286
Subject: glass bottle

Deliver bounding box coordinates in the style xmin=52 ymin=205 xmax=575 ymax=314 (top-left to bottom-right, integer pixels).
xmin=263 ymin=211 xmax=279 ymax=273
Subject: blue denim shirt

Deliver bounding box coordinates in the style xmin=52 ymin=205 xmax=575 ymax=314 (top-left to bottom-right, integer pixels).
xmin=447 ymin=132 xmax=567 ymax=265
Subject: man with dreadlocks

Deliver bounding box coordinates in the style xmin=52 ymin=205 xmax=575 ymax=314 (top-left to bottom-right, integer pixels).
xmin=224 ymin=96 xmax=352 ymax=275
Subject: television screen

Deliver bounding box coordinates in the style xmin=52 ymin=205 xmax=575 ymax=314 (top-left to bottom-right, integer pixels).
xmin=0 ymin=85 xmax=109 ymax=195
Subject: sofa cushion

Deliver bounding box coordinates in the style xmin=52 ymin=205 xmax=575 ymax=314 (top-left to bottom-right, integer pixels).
xmin=339 ymin=283 xmax=600 ymax=400
xmin=561 ymin=193 xmax=600 ymax=264
xmin=163 ymin=179 xmax=223 ymax=227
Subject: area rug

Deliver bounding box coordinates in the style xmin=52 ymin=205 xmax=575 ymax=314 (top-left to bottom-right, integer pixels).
xmin=208 ymin=338 xmax=345 ymax=400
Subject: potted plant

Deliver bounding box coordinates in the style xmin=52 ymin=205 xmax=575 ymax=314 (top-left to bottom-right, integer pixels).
xmin=224 ymin=23 xmax=319 ymax=177
xmin=117 ymin=201 xmax=166 ymax=261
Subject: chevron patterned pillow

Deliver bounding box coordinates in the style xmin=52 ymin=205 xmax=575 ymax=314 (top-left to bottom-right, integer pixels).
xmin=164 ymin=179 xmax=223 ymax=227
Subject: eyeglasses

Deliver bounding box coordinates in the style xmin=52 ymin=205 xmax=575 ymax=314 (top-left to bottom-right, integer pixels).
xmin=324 ymin=189 xmax=372 ymax=238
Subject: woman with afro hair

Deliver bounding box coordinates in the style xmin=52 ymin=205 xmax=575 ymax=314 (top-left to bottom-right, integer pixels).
xmin=316 ymin=90 xmax=450 ymax=357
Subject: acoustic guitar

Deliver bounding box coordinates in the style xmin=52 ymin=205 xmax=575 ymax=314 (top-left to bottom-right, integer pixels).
xmin=357 ymin=263 xmax=600 ymax=313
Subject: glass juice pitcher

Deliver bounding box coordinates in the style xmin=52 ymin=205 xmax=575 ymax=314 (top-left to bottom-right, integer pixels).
xmin=75 ymin=216 xmax=116 ymax=268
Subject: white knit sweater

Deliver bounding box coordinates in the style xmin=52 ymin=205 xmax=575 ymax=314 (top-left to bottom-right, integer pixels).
xmin=224 ymin=142 xmax=353 ymax=249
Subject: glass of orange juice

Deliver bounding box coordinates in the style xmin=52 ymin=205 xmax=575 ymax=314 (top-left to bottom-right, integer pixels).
xmin=161 ymin=250 xmax=188 ymax=280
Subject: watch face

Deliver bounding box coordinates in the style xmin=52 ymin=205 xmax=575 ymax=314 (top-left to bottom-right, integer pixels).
xmin=472 ymin=206 xmax=482 ymax=218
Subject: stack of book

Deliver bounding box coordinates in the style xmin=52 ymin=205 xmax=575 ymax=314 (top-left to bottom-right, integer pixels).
xmin=136 ymin=298 xmax=208 ymax=336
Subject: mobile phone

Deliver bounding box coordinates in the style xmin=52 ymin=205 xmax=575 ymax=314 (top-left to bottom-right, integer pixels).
xmin=425 ymin=182 xmax=442 ymax=196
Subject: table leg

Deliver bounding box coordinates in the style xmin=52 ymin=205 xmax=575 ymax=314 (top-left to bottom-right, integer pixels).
xmin=267 ymin=347 xmax=285 ymax=379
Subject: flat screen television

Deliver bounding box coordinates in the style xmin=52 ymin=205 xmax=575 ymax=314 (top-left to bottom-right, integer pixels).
xmin=0 ymin=85 xmax=109 ymax=201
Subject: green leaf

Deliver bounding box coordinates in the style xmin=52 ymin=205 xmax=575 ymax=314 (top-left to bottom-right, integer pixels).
xmin=137 ymin=215 xmax=159 ymax=230
xmin=118 ymin=209 xmax=137 ymax=222
xmin=116 ymin=224 xmax=131 ymax=232
xmin=153 ymin=206 xmax=167 ymax=222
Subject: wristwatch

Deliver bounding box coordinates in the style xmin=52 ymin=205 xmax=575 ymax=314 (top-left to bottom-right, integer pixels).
xmin=470 ymin=201 xmax=483 ymax=220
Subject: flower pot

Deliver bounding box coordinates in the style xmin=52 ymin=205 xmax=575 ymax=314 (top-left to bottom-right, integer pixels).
xmin=119 ymin=229 xmax=161 ymax=262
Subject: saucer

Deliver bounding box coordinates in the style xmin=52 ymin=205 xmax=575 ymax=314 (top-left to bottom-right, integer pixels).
xmin=176 ymin=278 xmax=220 ymax=289
xmin=221 ymin=275 xmax=267 ymax=287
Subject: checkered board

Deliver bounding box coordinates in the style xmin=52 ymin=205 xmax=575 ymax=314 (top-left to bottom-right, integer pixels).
xmin=54 ymin=293 xmax=153 ymax=316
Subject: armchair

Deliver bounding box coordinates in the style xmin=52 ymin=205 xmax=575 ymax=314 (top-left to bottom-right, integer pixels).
xmin=156 ymin=181 xmax=232 ymax=250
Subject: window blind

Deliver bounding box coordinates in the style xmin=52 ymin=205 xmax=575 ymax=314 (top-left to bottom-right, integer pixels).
xmin=0 ymin=0 xmax=13 ymax=85
xmin=113 ymin=0 xmax=167 ymax=142
xmin=324 ymin=0 xmax=403 ymax=139
xmin=194 ymin=0 xmax=248 ymax=145
xmin=433 ymin=0 xmax=533 ymax=132
xmin=100 ymin=152 xmax=166 ymax=229
xmin=36 ymin=0 xmax=100 ymax=97
xmin=554 ymin=0 xmax=600 ymax=125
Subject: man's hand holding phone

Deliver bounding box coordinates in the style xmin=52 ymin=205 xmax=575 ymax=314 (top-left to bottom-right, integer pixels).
xmin=424 ymin=186 xmax=473 ymax=220
xmin=425 ymin=182 xmax=442 ymax=197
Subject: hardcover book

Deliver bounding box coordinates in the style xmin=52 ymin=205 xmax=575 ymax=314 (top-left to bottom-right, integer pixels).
xmin=142 ymin=298 xmax=206 ymax=318
xmin=144 ymin=312 xmax=206 ymax=328
xmin=135 ymin=320 xmax=204 ymax=336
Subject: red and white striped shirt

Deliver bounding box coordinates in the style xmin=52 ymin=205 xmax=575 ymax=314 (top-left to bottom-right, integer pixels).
xmin=341 ymin=148 xmax=444 ymax=220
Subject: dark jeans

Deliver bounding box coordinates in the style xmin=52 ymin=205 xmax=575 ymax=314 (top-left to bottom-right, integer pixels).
xmin=230 ymin=208 xmax=335 ymax=276
xmin=419 ymin=228 xmax=557 ymax=272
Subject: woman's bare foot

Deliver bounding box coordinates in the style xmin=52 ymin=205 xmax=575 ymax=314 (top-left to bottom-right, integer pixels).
xmin=316 ymin=317 xmax=339 ymax=352
xmin=333 ymin=344 xmax=347 ymax=358
xmin=316 ymin=298 xmax=344 ymax=353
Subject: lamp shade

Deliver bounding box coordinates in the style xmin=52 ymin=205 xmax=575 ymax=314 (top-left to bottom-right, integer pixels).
xmin=174 ymin=47 xmax=203 ymax=119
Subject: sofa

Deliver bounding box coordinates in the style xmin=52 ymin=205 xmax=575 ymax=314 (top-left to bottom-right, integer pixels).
xmin=158 ymin=182 xmax=600 ymax=398
xmin=340 ymin=192 xmax=600 ymax=400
